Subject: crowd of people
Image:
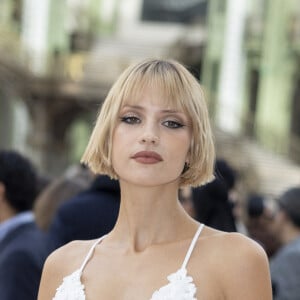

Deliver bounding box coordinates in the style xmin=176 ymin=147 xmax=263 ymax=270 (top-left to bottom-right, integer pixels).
xmin=0 ymin=59 xmax=299 ymax=299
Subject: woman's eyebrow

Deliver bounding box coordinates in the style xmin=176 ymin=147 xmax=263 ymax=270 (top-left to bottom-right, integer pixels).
xmin=121 ymin=105 xmax=143 ymax=111
xmin=161 ymin=109 xmax=182 ymax=114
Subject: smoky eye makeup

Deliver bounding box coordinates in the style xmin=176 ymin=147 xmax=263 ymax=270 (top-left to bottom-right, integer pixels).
xmin=119 ymin=115 xmax=141 ymax=124
xmin=161 ymin=111 xmax=189 ymax=127
xmin=162 ymin=120 xmax=185 ymax=129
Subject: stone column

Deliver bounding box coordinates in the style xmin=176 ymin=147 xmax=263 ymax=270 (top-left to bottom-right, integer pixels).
xmin=255 ymin=0 xmax=297 ymax=153
xmin=216 ymin=0 xmax=247 ymax=133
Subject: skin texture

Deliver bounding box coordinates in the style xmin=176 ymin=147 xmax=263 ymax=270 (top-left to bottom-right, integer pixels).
xmin=38 ymin=87 xmax=272 ymax=300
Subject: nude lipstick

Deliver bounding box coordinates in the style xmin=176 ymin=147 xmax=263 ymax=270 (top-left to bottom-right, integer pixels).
xmin=131 ymin=151 xmax=163 ymax=164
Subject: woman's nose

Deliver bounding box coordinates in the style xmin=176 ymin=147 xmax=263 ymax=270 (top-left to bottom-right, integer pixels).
xmin=139 ymin=126 xmax=160 ymax=145
xmin=140 ymin=134 xmax=160 ymax=145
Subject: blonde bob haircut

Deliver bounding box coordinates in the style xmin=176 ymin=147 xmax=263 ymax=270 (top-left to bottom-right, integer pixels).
xmin=81 ymin=58 xmax=215 ymax=187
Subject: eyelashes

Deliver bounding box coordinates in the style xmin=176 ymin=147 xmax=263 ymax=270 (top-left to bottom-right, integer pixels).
xmin=120 ymin=116 xmax=141 ymax=125
xmin=120 ymin=115 xmax=185 ymax=129
xmin=162 ymin=120 xmax=184 ymax=129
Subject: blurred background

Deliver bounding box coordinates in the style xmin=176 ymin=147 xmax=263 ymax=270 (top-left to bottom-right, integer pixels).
xmin=0 ymin=0 xmax=299 ymax=197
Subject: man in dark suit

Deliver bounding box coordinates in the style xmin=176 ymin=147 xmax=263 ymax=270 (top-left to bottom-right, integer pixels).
xmin=0 ymin=150 xmax=47 ymax=300
xmin=192 ymin=159 xmax=237 ymax=232
xmin=47 ymin=174 xmax=120 ymax=251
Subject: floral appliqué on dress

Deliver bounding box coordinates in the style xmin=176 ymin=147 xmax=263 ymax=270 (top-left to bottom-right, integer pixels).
xmin=53 ymin=270 xmax=85 ymax=300
xmin=150 ymin=268 xmax=197 ymax=300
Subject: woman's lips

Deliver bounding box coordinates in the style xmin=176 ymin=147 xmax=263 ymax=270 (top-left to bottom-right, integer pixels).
xmin=131 ymin=151 xmax=163 ymax=164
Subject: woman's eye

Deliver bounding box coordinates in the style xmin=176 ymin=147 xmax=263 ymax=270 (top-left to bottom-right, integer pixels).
xmin=120 ymin=116 xmax=141 ymax=124
xmin=162 ymin=120 xmax=184 ymax=129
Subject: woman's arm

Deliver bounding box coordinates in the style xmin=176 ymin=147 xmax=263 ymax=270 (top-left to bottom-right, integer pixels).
xmin=38 ymin=240 xmax=87 ymax=300
xmin=38 ymin=249 xmax=64 ymax=300
xmin=221 ymin=233 xmax=272 ymax=300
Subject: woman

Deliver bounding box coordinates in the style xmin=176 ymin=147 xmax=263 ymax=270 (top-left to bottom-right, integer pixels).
xmin=38 ymin=59 xmax=272 ymax=299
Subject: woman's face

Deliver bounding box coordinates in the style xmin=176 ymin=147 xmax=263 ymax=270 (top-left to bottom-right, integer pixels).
xmin=111 ymin=87 xmax=192 ymax=187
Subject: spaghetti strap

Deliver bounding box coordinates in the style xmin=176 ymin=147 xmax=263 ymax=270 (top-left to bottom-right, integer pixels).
xmin=181 ymin=223 xmax=204 ymax=270
xmin=79 ymin=235 xmax=106 ymax=273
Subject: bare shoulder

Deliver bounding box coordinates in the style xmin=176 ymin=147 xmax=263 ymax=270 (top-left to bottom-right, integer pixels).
xmin=219 ymin=231 xmax=267 ymax=259
xmin=38 ymin=239 xmax=97 ymax=300
xmin=200 ymin=227 xmax=267 ymax=258
xmin=45 ymin=239 xmax=94 ymax=271
xmin=197 ymin=228 xmax=272 ymax=299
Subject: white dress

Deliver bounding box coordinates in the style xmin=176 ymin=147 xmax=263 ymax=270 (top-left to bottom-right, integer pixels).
xmin=53 ymin=224 xmax=204 ymax=300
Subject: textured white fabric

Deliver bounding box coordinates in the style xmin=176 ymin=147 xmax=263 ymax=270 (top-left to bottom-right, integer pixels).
xmin=150 ymin=268 xmax=197 ymax=300
xmin=53 ymin=270 xmax=85 ymax=300
xmin=52 ymin=224 xmax=204 ymax=300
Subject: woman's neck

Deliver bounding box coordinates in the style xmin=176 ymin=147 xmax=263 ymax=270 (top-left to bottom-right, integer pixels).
xmin=109 ymin=180 xmax=197 ymax=253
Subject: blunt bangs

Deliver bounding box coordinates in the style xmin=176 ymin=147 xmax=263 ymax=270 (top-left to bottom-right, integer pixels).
xmin=120 ymin=60 xmax=189 ymax=113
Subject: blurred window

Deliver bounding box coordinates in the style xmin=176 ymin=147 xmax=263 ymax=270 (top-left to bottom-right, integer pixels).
xmin=141 ymin=0 xmax=208 ymax=24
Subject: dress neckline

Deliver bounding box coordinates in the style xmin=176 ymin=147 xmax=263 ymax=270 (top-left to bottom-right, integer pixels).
xmin=53 ymin=223 xmax=205 ymax=300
